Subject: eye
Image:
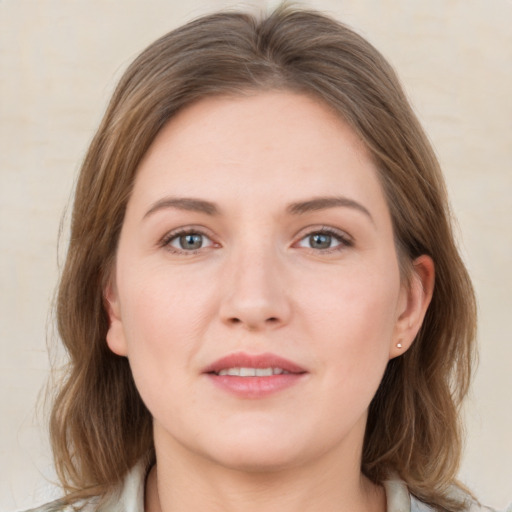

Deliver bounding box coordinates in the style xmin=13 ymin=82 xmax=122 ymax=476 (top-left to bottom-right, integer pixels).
xmin=162 ymin=229 xmax=216 ymax=253
xmin=296 ymin=228 xmax=352 ymax=251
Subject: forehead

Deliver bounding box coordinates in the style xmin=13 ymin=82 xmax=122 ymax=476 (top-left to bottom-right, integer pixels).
xmin=131 ymin=91 xmax=386 ymax=215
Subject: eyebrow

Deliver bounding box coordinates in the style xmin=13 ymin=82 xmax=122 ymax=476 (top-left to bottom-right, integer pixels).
xmin=287 ymin=196 xmax=374 ymax=223
xmin=143 ymin=195 xmax=373 ymax=223
xmin=144 ymin=197 xmax=219 ymax=219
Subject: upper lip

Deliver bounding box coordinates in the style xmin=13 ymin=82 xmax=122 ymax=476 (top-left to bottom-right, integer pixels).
xmin=203 ymin=352 xmax=307 ymax=375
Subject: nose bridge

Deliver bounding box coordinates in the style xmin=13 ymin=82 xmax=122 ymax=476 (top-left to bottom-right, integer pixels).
xmin=220 ymin=235 xmax=290 ymax=329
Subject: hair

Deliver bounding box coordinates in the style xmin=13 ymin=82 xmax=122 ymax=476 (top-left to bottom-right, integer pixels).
xmin=51 ymin=4 xmax=476 ymax=511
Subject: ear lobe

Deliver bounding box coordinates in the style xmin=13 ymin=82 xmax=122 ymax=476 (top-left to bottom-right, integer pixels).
xmin=104 ymin=280 xmax=128 ymax=357
xmin=390 ymin=255 xmax=435 ymax=359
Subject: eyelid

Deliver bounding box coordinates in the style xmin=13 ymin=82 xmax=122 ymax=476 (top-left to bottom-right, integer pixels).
xmin=292 ymin=225 xmax=354 ymax=251
xmin=158 ymin=224 xmax=353 ymax=254
xmin=159 ymin=225 xmax=220 ymax=254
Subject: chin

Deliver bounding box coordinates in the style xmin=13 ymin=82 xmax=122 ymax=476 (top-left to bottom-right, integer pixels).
xmin=209 ymin=448 xmax=303 ymax=474
xmin=198 ymin=428 xmax=315 ymax=474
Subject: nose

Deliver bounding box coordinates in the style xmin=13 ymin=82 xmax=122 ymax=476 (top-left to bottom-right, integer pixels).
xmin=219 ymin=245 xmax=292 ymax=331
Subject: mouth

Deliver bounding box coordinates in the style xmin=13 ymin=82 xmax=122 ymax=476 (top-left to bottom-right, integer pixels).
xmin=215 ymin=367 xmax=291 ymax=377
xmin=203 ymin=352 xmax=307 ymax=398
xmin=203 ymin=352 xmax=306 ymax=376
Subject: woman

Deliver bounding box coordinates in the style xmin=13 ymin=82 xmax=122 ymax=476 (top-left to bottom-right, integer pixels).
xmin=25 ymin=5 xmax=500 ymax=512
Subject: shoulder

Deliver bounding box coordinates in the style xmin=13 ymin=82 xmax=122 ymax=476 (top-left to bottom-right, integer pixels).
xmin=411 ymin=495 xmax=436 ymax=511
xmin=446 ymin=485 xmax=511 ymax=512
xmin=19 ymin=500 xmax=97 ymax=512
xmin=411 ymin=493 xmax=511 ymax=512
xmin=18 ymin=460 xmax=147 ymax=512
xmin=384 ymin=476 xmax=509 ymax=512
xmin=463 ymin=501 xmax=512 ymax=512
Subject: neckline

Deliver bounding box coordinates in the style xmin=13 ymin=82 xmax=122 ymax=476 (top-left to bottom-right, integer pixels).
xmin=115 ymin=461 xmax=415 ymax=512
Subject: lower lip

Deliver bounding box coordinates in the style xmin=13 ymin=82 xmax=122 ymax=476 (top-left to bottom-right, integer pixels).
xmin=206 ymin=373 xmax=306 ymax=399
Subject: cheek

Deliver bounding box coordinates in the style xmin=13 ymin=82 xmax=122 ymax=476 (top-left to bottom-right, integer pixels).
xmin=301 ymin=261 xmax=400 ymax=337
xmin=298 ymin=263 xmax=400 ymax=380
xmin=114 ymin=266 xmax=215 ymax=404
xmin=118 ymin=259 xmax=214 ymax=347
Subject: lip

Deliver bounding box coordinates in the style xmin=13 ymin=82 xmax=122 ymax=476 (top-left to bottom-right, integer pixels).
xmin=203 ymin=352 xmax=306 ymax=374
xmin=203 ymin=352 xmax=307 ymax=399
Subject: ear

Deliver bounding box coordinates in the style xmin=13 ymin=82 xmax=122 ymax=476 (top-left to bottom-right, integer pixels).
xmin=104 ymin=278 xmax=128 ymax=357
xmin=390 ymin=255 xmax=435 ymax=359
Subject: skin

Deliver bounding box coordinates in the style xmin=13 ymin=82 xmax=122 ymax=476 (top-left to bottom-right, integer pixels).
xmin=105 ymin=91 xmax=434 ymax=512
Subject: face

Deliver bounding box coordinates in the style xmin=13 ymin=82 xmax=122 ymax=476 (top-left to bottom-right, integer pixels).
xmin=106 ymin=91 xmax=432 ymax=473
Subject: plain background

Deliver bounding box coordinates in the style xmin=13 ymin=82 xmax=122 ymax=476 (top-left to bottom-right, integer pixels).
xmin=0 ymin=0 xmax=511 ymax=510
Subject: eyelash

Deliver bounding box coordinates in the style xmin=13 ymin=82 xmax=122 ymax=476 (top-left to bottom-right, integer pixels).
xmin=160 ymin=227 xmax=217 ymax=255
xmin=294 ymin=226 xmax=353 ymax=254
xmin=159 ymin=226 xmax=353 ymax=255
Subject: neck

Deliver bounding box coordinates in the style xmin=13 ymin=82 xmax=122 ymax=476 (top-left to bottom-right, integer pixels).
xmin=145 ymin=431 xmax=385 ymax=512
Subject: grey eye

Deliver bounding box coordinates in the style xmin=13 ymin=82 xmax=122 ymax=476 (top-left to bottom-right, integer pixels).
xmin=297 ymin=231 xmax=346 ymax=251
xmin=170 ymin=233 xmax=206 ymax=250
xmin=180 ymin=234 xmax=203 ymax=250
xmin=308 ymin=233 xmax=333 ymax=249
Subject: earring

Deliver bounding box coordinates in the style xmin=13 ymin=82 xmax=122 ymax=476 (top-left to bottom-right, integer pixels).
xmin=396 ymin=343 xmax=403 ymax=349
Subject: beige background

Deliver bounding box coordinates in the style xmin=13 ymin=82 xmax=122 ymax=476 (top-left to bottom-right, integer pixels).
xmin=1 ymin=0 xmax=511 ymax=510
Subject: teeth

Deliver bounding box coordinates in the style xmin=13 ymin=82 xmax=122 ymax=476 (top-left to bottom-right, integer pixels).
xmin=255 ymin=368 xmax=272 ymax=377
xmin=216 ymin=367 xmax=289 ymax=377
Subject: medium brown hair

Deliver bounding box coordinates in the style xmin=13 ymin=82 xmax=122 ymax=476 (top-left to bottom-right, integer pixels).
xmin=51 ymin=5 xmax=476 ymax=510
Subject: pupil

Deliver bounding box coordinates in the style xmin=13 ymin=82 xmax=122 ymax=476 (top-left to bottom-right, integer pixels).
xmin=310 ymin=233 xmax=331 ymax=249
xmin=180 ymin=234 xmax=202 ymax=250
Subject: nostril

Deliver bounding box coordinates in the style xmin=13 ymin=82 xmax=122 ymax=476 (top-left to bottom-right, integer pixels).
xmin=224 ymin=315 xmax=283 ymax=328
